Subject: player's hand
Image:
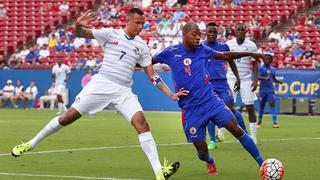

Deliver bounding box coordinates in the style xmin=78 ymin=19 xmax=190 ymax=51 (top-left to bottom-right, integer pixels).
xmin=171 ymin=88 xmax=189 ymax=101
xmin=76 ymin=10 xmax=97 ymax=28
xmin=251 ymin=80 xmax=258 ymax=92
xmin=234 ymin=78 xmax=240 ymax=92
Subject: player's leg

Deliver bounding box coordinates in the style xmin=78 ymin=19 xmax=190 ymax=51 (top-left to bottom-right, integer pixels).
xmin=240 ymin=80 xmax=258 ymax=142
xmin=193 ymin=140 xmax=218 ymax=175
xmin=113 ymin=92 xmax=179 ymax=179
xmin=56 ymin=85 xmax=67 ymax=114
xmin=258 ymin=93 xmax=267 ymax=127
xmin=49 ymin=96 xmax=56 ymax=110
xmin=268 ymin=93 xmax=279 ymax=128
xmin=10 ymin=96 xmax=18 ymax=108
xmin=223 ymin=88 xmax=247 ymax=134
xmin=223 ymin=120 xmax=264 ymax=166
xmin=12 ymin=76 xmax=109 ymax=157
xmin=12 ymin=107 xmax=82 ymax=157
xmin=207 ymin=120 xmax=217 ymax=150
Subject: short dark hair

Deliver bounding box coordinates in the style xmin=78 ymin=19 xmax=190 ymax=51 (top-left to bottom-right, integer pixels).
xmin=235 ymin=22 xmax=246 ymax=29
xmin=183 ymin=22 xmax=199 ymax=33
xmin=206 ymin=22 xmax=217 ymax=27
xmin=127 ymin=8 xmax=144 ymax=16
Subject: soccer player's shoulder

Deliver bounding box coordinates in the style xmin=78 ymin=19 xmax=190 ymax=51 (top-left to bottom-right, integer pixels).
xmin=226 ymin=38 xmax=236 ymax=46
xmin=244 ymin=39 xmax=257 ymax=47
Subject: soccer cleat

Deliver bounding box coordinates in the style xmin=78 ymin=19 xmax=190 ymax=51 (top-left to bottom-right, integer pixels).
xmin=156 ymin=158 xmax=180 ymax=180
xmin=273 ymin=124 xmax=280 ymax=128
xmin=11 ymin=142 xmax=33 ymax=157
xmin=208 ymin=141 xmax=217 ymax=150
xmin=216 ymin=135 xmax=225 ymax=142
xmin=207 ymin=163 xmax=218 ymax=175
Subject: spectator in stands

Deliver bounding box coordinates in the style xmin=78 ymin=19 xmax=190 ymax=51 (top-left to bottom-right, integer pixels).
xmin=25 ymin=46 xmax=40 ymax=64
xmin=150 ymin=43 xmax=161 ymax=57
xmin=39 ymin=45 xmax=50 ymax=59
xmin=74 ymin=37 xmax=86 ymax=48
xmin=55 ymin=40 xmax=67 ymax=52
xmin=85 ymin=56 xmax=97 ymax=69
xmin=260 ymin=14 xmax=272 ymax=38
xmin=159 ymin=15 xmax=171 ymax=29
xmin=264 ymin=45 xmax=274 ymax=55
xmin=171 ymin=3 xmax=185 ymax=23
xmin=0 ymin=4 xmax=6 ymax=17
xmin=10 ymin=80 xmax=25 ymax=108
xmin=279 ymin=33 xmax=292 ymax=50
xmin=143 ymin=20 xmax=151 ymax=30
xmin=36 ymin=33 xmax=49 ymax=47
xmin=166 ymin=0 xmax=178 ymax=8
xmin=63 ymin=54 xmax=75 ymax=66
xmin=288 ymin=31 xmax=300 ymax=41
xmin=282 ymin=49 xmax=295 ymax=68
xmin=302 ymin=44 xmax=315 ymax=60
xmin=17 ymin=46 xmax=30 ymax=60
xmin=164 ymin=24 xmax=178 ymax=42
xmin=0 ymin=54 xmax=8 ymax=69
xmin=39 ymin=82 xmax=57 ymax=110
xmin=59 ymin=0 xmax=69 ymax=12
xmin=0 ymin=80 xmax=15 ymax=107
xmin=65 ymin=40 xmax=76 ymax=52
xmin=268 ymin=29 xmax=281 ymax=42
xmin=110 ymin=5 xmax=121 ymax=19
xmin=21 ymin=80 xmax=38 ymax=109
xmin=73 ymin=55 xmax=87 ymax=70
xmin=152 ymin=2 xmax=163 ymax=15
xmin=198 ymin=20 xmax=206 ymax=31
xmin=291 ymin=43 xmax=304 ymax=58
xmin=81 ymin=68 xmax=93 ymax=88
xmin=48 ymin=34 xmax=58 ymax=48
xmin=315 ymin=16 xmax=320 ymax=27
xmin=7 ymin=54 xmax=20 ymax=69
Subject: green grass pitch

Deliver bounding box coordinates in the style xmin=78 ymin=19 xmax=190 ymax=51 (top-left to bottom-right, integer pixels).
xmin=0 ymin=109 xmax=320 ymax=180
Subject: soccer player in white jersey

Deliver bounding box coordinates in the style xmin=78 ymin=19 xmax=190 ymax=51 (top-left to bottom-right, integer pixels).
xmin=52 ymin=55 xmax=71 ymax=115
xmin=12 ymin=8 xmax=187 ymax=180
xmin=217 ymin=23 xmax=259 ymax=143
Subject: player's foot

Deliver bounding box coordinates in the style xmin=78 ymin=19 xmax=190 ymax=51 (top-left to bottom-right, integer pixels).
xmin=215 ymin=135 xmax=224 ymax=142
xmin=257 ymin=123 xmax=262 ymax=128
xmin=11 ymin=142 xmax=33 ymax=157
xmin=207 ymin=163 xmax=218 ymax=175
xmin=273 ymin=124 xmax=280 ymax=128
xmin=156 ymin=158 xmax=180 ymax=180
xmin=208 ymin=141 xmax=217 ymax=150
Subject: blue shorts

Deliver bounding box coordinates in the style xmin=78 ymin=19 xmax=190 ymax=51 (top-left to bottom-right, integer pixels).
xmin=259 ymin=91 xmax=275 ymax=103
xmin=210 ymin=79 xmax=234 ymax=103
xmin=181 ymin=92 xmax=235 ymax=143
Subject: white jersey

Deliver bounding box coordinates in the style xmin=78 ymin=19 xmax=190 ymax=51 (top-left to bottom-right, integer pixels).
xmin=226 ymin=38 xmax=257 ymax=80
xmin=52 ymin=64 xmax=71 ymax=85
xmin=92 ymin=28 xmax=152 ymax=87
xmin=25 ymin=86 xmax=38 ymax=99
xmin=14 ymin=85 xmax=24 ymax=96
xmin=3 ymin=85 xmax=14 ymax=97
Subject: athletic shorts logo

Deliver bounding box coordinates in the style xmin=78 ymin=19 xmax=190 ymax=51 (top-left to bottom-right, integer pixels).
xmin=190 ymin=127 xmax=197 ymax=135
xmin=75 ymin=97 xmax=80 ymax=103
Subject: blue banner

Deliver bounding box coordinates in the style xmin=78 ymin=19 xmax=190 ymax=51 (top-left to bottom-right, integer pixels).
xmin=271 ymin=69 xmax=319 ymax=99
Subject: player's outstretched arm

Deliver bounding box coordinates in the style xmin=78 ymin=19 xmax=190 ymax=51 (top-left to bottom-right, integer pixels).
xmin=215 ymin=51 xmax=264 ymax=62
xmin=228 ymin=60 xmax=240 ymax=92
xmin=143 ymin=65 xmax=189 ymax=100
xmin=75 ymin=10 xmax=96 ymax=39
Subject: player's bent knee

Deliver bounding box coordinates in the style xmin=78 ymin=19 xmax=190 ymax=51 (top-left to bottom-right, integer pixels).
xmin=131 ymin=111 xmax=150 ymax=134
xmin=59 ymin=107 xmax=82 ymax=126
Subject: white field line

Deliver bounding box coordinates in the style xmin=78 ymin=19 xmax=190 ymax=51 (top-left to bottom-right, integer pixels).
xmin=1 ymin=137 xmax=320 ymax=157
xmin=0 ymin=172 xmax=143 ymax=180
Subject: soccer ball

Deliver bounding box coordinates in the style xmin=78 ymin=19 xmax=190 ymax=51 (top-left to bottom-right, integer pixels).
xmin=260 ymin=158 xmax=284 ymax=180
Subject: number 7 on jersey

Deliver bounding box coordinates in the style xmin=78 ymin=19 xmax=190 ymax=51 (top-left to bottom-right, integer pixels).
xmin=120 ymin=51 xmax=126 ymax=60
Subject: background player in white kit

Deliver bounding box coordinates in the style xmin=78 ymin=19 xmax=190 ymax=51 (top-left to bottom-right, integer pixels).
xmin=52 ymin=55 xmax=71 ymax=115
xmin=12 ymin=8 xmax=187 ymax=180
xmin=217 ymin=23 xmax=259 ymax=143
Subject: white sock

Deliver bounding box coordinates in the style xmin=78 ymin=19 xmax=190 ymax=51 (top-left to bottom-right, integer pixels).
xmin=249 ymin=123 xmax=257 ymax=139
xmin=58 ymin=103 xmax=63 ymax=112
xmin=138 ymin=132 xmax=162 ymax=176
xmin=28 ymin=116 xmax=63 ymax=147
xmin=218 ymin=128 xmax=225 ymax=138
